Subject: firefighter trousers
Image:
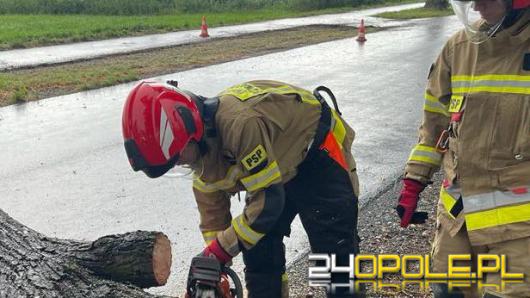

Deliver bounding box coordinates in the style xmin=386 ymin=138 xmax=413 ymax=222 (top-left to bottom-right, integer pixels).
xmin=242 ymin=146 xmax=361 ymax=298
xmin=431 ymin=207 xmax=530 ymax=298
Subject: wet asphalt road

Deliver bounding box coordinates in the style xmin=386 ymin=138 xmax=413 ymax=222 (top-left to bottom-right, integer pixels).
xmin=0 ymin=16 xmax=461 ymax=296
xmin=0 ymin=3 xmax=424 ymax=70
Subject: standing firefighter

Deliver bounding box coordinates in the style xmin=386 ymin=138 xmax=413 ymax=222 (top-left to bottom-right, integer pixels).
xmin=122 ymin=80 xmax=361 ymax=297
xmin=397 ymin=0 xmax=530 ymax=297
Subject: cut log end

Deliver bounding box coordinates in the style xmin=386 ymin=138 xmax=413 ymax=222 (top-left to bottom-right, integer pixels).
xmin=153 ymin=232 xmax=172 ymax=286
xmin=80 ymin=230 xmax=173 ymax=288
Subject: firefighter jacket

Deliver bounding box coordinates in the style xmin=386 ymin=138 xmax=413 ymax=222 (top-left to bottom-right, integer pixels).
xmin=405 ymin=10 xmax=530 ymax=246
xmin=191 ymin=80 xmax=359 ymax=256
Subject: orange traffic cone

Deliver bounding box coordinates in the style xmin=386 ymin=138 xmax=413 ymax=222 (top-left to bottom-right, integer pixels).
xmin=200 ymin=16 xmax=209 ymax=38
xmin=356 ymin=19 xmax=367 ymax=42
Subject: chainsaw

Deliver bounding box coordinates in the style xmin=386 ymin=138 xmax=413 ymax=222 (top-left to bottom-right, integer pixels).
xmin=186 ymin=256 xmax=244 ymax=298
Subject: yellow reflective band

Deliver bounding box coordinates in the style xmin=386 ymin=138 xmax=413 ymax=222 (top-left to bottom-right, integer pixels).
xmin=440 ymin=187 xmax=458 ymax=219
xmin=452 ymin=74 xmax=530 ymax=82
xmin=282 ymin=273 xmax=288 ymax=282
xmin=202 ymin=231 xmax=221 ymax=245
xmin=408 ymin=144 xmax=442 ymax=166
xmin=219 ymin=83 xmax=320 ymax=105
xmin=331 ymin=109 xmax=346 ymax=148
xmin=448 ymin=95 xmax=464 ymax=113
xmin=219 ymin=82 xmax=263 ymax=100
xmin=240 ymin=161 xmax=282 ymax=192
xmin=451 ymin=74 xmax=530 ymax=95
xmin=465 ymin=202 xmax=530 ymax=231
xmin=193 ymin=166 xmax=242 ymax=193
xmin=452 ymin=86 xmax=530 ymax=95
xmin=232 ymin=215 xmax=264 ymax=245
xmin=424 ymin=92 xmax=449 ymax=116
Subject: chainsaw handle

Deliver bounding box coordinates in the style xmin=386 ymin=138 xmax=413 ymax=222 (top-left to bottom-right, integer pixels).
xmin=223 ymin=267 xmax=244 ymax=298
xmin=186 ymin=256 xmax=222 ymax=297
xmin=186 ymin=256 xmax=243 ymax=298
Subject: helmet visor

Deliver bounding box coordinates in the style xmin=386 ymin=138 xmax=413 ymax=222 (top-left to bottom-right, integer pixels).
xmin=450 ymin=0 xmax=504 ymax=44
xmin=124 ymin=139 xmax=180 ymax=178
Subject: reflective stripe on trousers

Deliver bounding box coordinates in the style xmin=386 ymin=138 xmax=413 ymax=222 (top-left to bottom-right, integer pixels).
xmin=463 ymin=187 xmax=530 ymax=231
xmin=440 ymin=181 xmax=463 ymax=219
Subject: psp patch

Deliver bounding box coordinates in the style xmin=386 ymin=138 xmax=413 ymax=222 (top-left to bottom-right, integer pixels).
xmin=242 ymin=145 xmax=268 ymax=172
xmin=448 ymin=95 xmax=464 ymax=113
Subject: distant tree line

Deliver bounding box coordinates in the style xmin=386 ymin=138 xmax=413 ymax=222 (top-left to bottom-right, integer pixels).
xmin=0 ymin=0 xmax=410 ymax=15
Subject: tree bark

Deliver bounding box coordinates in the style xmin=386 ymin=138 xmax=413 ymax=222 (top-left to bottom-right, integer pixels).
xmin=424 ymin=0 xmax=449 ymax=9
xmin=0 ymin=209 xmax=172 ymax=297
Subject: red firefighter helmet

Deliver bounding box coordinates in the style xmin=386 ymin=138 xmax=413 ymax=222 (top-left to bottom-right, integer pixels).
xmin=452 ymin=0 xmax=529 ymax=9
xmin=122 ymin=81 xmax=204 ymax=178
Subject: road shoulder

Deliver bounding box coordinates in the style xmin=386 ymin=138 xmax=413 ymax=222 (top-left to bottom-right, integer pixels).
xmin=1 ymin=25 xmax=379 ymax=107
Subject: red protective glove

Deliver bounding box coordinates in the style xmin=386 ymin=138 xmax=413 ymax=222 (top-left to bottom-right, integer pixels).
xmin=201 ymin=239 xmax=233 ymax=264
xmin=396 ymin=179 xmax=428 ymax=227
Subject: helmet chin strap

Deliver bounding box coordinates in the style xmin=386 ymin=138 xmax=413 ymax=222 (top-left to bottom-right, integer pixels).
xmin=470 ymin=15 xmax=505 ymax=44
xmin=487 ymin=15 xmax=505 ymax=34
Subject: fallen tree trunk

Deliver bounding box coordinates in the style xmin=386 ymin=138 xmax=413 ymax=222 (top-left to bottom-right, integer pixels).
xmin=0 ymin=208 xmax=172 ymax=297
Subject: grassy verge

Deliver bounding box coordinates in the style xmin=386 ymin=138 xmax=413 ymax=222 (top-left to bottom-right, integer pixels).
xmin=0 ymin=25 xmax=380 ymax=107
xmin=375 ymin=7 xmax=453 ymax=19
xmin=0 ymin=0 xmax=420 ymax=50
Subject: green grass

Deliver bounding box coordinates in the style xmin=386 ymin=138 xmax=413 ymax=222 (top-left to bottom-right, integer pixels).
xmin=0 ymin=25 xmax=375 ymax=106
xmin=375 ymin=7 xmax=453 ymax=19
xmin=0 ymin=0 xmax=420 ymax=49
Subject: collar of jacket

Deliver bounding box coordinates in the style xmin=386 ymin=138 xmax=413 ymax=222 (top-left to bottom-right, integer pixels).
xmin=194 ymin=96 xmax=219 ymax=156
xmin=479 ymin=9 xmax=529 ymax=53
xmin=500 ymin=8 xmax=530 ymax=44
